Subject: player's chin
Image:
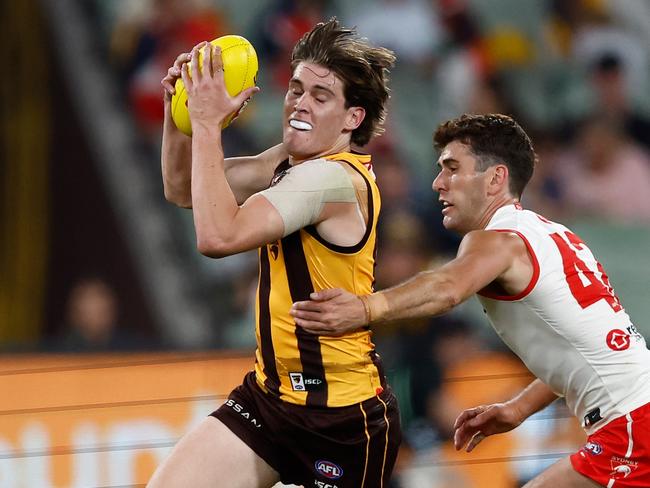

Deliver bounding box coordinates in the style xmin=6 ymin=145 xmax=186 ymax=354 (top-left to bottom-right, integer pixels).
xmin=441 ymin=215 xmax=456 ymax=230
xmin=284 ymin=140 xmax=317 ymax=161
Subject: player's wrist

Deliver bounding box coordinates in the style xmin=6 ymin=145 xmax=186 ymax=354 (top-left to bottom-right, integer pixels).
xmin=365 ymin=293 xmax=388 ymax=324
xmin=505 ymin=398 xmax=530 ymax=426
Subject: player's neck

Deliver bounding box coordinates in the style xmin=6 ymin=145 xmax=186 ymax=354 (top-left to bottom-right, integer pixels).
xmin=477 ymin=197 xmax=519 ymax=230
xmin=289 ymin=139 xmax=352 ymax=165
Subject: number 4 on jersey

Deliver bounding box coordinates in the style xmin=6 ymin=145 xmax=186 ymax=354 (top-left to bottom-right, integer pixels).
xmin=550 ymin=231 xmax=623 ymax=313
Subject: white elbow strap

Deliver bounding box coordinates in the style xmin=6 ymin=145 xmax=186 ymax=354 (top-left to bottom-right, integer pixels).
xmin=259 ymin=159 xmax=357 ymax=236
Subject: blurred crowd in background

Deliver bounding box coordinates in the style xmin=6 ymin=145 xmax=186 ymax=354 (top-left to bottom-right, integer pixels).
xmin=2 ymin=0 xmax=650 ymax=485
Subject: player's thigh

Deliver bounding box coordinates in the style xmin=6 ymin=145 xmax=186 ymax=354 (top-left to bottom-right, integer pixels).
xmin=147 ymin=416 xmax=280 ymax=488
xmin=523 ymin=457 xmax=602 ymax=488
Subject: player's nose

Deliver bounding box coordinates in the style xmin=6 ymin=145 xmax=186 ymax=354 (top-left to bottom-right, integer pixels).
xmin=432 ymin=171 xmax=445 ymax=192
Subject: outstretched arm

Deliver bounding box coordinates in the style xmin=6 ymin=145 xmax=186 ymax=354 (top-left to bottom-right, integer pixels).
xmin=291 ymin=229 xmax=526 ymax=334
xmin=453 ymin=379 xmax=559 ymax=452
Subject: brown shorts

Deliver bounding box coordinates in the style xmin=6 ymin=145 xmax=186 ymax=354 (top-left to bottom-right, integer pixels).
xmin=211 ymin=371 xmax=401 ymax=487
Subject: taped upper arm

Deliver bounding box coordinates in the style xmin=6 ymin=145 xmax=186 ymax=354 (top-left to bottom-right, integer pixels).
xmin=258 ymin=159 xmax=358 ymax=236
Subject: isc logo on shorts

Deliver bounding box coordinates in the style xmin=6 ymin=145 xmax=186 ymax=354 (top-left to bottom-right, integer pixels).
xmin=315 ymin=460 xmax=343 ymax=479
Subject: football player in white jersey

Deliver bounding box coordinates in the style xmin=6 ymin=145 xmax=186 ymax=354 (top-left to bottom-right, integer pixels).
xmin=291 ymin=114 xmax=650 ymax=487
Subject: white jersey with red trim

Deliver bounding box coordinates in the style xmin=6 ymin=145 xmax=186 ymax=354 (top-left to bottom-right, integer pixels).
xmin=477 ymin=204 xmax=650 ymax=434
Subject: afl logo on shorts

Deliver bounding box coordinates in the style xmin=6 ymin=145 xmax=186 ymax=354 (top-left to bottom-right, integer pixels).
xmin=584 ymin=441 xmax=602 ymax=455
xmin=606 ymin=329 xmax=630 ymax=351
xmin=315 ymin=460 xmax=343 ymax=480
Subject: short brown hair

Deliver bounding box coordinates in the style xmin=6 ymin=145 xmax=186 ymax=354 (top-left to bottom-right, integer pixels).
xmin=434 ymin=114 xmax=536 ymax=197
xmin=291 ymin=18 xmax=396 ymax=146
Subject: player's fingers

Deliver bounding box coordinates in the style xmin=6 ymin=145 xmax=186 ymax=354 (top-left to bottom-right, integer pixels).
xmin=453 ymin=406 xmax=484 ymax=429
xmin=290 ymin=309 xmax=323 ymax=321
xmin=466 ymin=408 xmax=497 ymax=430
xmin=161 ymin=67 xmax=181 ymax=94
xmin=235 ymin=86 xmax=260 ymax=106
xmin=293 ymin=318 xmax=330 ymax=334
xmin=173 ymin=52 xmax=191 ymax=69
xmin=161 ymin=79 xmax=174 ymax=95
xmin=203 ymin=43 xmax=213 ymax=78
xmin=466 ymin=431 xmax=486 ymax=453
xmin=453 ymin=425 xmax=473 ymax=451
xmin=309 ymin=288 xmax=344 ymax=301
xmin=190 ymin=45 xmax=201 ymax=81
xmin=291 ymin=300 xmax=324 ymax=313
xmin=212 ymin=45 xmax=224 ymax=74
xmin=180 ymin=62 xmax=192 ymax=91
xmin=191 ymin=41 xmax=207 ymax=50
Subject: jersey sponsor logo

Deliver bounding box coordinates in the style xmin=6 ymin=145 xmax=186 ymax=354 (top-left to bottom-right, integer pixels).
xmin=606 ymin=329 xmax=631 ymax=351
xmin=583 ymin=441 xmax=603 ymax=455
xmin=609 ymin=456 xmax=638 ymax=479
xmin=626 ymin=324 xmax=644 ymax=343
xmin=315 ymin=460 xmax=343 ymax=480
xmin=289 ymin=372 xmax=325 ymax=391
xmin=224 ymin=399 xmax=262 ymax=428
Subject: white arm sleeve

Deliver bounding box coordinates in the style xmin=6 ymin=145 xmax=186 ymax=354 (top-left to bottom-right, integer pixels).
xmin=258 ymin=159 xmax=358 ymax=237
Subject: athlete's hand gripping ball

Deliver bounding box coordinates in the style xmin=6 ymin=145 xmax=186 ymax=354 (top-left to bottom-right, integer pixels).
xmin=172 ymin=35 xmax=258 ymax=135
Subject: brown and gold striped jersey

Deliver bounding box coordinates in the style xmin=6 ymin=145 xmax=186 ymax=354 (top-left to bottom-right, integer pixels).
xmin=253 ymin=152 xmax=386 ymax=407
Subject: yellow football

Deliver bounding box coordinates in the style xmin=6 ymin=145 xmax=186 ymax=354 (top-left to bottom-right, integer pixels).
xmin=171 ymin=35 xmax=258 ymax=135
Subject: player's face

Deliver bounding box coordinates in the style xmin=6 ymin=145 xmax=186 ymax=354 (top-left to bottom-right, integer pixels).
xmin=433 ymin=141 xmax=493 ymax=234
xmin=283 ymin=62 xmax=363 ymax=161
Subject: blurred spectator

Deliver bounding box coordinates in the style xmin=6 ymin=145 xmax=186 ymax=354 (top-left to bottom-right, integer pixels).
xmin=569 ymin=4 xmax=649 ymax=101
xmin=558 ymin=116 xmax=650 ymax=223
xmin=45 ymin=277 xmax=149 ymax=352
xmin=110 ymin=0 xmax=228 ymax=141
xmin=376 ymin=210 xmax=434 ymax=289
xmin=466 ymin=74 xmax=516 ymax=117
xmin=350 ymin=0 xmax=442 ymax=67
xmin=372 ymin=142 xmax=459 ymax=254
xmin=588 ymin=52 xmax=650 ymax=150
xmin=256 ymin=0 xmax=329 ymax=90
xmin=521 ymin=130 xmax=566 ymax=220
xmin=222 ymin=261 xmax=259 ymax=350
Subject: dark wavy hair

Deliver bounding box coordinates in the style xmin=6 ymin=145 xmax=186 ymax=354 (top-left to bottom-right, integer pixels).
xmin=291 ymin=18 xmax=396 ymax=146
xmin=434 ymin=114 xmax=536 ymax=197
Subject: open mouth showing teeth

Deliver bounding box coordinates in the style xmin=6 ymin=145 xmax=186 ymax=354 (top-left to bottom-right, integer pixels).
xmin=289 ymin=120 xmax=313 ymax=131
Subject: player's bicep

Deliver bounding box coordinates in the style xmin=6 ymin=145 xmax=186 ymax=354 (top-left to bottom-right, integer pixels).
xmin=216 ymin=194 xmax=285 ymax=255
xmin=438 ymin=231 xmax=517 ymax=300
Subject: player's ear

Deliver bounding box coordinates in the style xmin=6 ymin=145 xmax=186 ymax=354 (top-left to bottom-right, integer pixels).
xmin=344 ymin=106 xmax=365 ymax=131
xmin=488 ymin=164 xmax=509 ymax=195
